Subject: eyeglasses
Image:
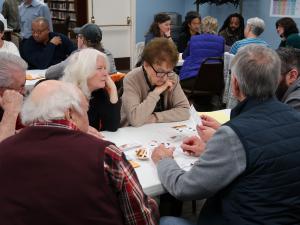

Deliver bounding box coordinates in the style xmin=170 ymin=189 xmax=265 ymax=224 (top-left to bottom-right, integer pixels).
xmin=149 ymin=64 xmax=175 ymax=78
xmin=31 ymin=28 xmax=47 ymax=35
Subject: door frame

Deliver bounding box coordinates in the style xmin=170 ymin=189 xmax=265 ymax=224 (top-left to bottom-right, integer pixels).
xmin=87 ymin=0 xmax=136 ymax=70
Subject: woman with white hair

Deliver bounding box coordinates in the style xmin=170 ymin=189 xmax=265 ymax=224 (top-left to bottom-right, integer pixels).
xmin=179 ymin=16 xmax=225 ymax=82
xmin=62 ymin=48 xmax=120 ymax=131
xmin=230 ymin=17 xmax=269 ymax=55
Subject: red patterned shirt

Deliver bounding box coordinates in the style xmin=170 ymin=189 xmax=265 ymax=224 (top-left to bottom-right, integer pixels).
xmin=32 ymin=120 xmax=159 ymax=225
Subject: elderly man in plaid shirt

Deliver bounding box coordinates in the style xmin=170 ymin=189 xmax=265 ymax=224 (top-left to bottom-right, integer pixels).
xmin=0 ymin=80 xmax=158 ymax=225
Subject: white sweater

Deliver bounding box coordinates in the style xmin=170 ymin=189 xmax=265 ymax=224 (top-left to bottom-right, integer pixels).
xmin=0 ymin=41 xmax=20 ymax=56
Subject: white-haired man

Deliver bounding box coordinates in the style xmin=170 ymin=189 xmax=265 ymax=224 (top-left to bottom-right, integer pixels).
xmin=152 ymin=45 xmax=300 ymax=225
xmin=0 ymin=80 xmax=158 ymax=225
xmin=230 ymin=17 xmax=269 ymax=54
xmin=0 ymin=52 xmax=27 ymax=142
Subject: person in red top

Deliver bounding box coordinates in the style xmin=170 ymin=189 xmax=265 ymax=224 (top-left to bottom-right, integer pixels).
xmin=0 ymin=80 xmax=159 ymax=225
xmin=0 ymin=52 xmax=27 ymax=142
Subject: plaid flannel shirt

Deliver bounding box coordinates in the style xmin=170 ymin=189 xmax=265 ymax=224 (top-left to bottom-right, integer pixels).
xmin=32 ymin=120 xmax=159 ymax=225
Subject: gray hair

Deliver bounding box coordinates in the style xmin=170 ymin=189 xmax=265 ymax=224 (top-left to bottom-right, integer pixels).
xmin=32 ymin=16 xmax=50 ymax=28
xmin=21 ymin=82 xmax=83 ymax=125
xmin=0 ymin=52 xmax=27 ymax=88
xmin=230 ymin=44 xmax=281 ymax=100
xmin=61 ymin=48 xmax=109 ymax=98
xmin=247 ymin=17 xmax=265 ymax=36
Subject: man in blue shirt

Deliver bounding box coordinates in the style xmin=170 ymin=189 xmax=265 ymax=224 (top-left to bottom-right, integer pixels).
xmin=22 ymin=17 xmax=76 ymax=69
xmin=19 ymin=0 xmax=52 ymax=39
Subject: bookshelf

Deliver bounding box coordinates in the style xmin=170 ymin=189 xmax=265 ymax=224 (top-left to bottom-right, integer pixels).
xmin=44 ymin=0 xmax=88 ymax=36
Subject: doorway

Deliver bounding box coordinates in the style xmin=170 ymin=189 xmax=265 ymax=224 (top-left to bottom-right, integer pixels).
xmin=88 ymin=0 xmax=136 ymax=70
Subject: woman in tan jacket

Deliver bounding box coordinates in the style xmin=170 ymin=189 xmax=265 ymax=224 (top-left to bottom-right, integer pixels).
xmin=121 ymin=38 xmax=190 ymax=127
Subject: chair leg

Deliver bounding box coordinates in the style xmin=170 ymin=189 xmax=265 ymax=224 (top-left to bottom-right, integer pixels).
xmin=192 ymin=200 xmax=197 ymax=214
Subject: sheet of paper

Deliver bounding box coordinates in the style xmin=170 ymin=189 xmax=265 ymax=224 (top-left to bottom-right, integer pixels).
xmin=198 ymin=110 xmax=230 ymax=124
xmin=190 ymin=105 xmax=202 ymax=126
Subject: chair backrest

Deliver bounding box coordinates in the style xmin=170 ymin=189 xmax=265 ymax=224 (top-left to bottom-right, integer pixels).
xmin=191 ymin=57 xmax=224 ymax=96
xmin=134 ymin=41 xmax=145 ymax=67
xmin=53 ymin=16 xmax=70 ymax=37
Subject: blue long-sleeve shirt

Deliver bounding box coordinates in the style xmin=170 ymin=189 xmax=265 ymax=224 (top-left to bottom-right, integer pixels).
xmin=19 ymin=0 xmax=53 ymax=39
xmin=22 ymin=32 xmax=76 ymax=69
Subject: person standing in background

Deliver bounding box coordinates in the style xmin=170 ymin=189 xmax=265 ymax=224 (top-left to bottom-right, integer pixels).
xmin=0 ymin=0 xmax=3 ymax=12
xmin=2 ymin=0 xmax=21 ymax=48
xmin=177 ymin=11 xmax=201 ymax=53
xmin=19 ymin=0 xmax=52 ymax=39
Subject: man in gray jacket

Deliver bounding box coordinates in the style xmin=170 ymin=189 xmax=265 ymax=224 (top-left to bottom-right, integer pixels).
xmin=152 ymin=45 xmax=300 ymax=225
xmin=276 ymin=47 xmax=300 ymax=111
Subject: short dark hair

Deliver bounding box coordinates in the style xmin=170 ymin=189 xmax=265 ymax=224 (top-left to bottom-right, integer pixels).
xmin=147 ymin=13 xmax=171 ymax=38
xmin=142 ymin=38 xmax=178 ymax=67
xmin=276 ymin=17 xmax=299 ymax=38
xmin=276 ymin=47 xmax=300 ymax=77
xmin=0 ymin=20 xmax=4 ymax=33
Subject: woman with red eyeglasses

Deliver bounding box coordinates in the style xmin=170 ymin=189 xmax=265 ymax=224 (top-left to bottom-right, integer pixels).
xmin=121 ymin=38 xmax=190 ymax=127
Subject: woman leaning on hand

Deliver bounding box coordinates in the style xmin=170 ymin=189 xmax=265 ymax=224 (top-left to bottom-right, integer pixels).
xmin=121 ymin=38 xmax=190 ymax=127
xmin=144 ymin=13 xmax=173 ymax=45
xmin=62 ymin=48 xmax=120 ymax=132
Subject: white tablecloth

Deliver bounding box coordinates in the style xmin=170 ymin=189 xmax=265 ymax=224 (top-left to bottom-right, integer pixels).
xmin=25 ymin=70 xmax=46 ymax=92
xmin=102 ymin=118 xmax=200 ymax=196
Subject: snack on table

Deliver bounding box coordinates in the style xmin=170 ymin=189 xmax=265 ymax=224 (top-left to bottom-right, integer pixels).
xmin=135 ymin=148 xmax=148 ymax=160
xmin=26 ymin=74 xmax=43 ymax=80
xmin=129 ymin=160 xmax=140 ymax=168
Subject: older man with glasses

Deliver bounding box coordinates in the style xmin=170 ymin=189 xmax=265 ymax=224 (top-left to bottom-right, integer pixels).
xmin=121 ymin=37 xmax=190 ymax=127
xmin=0 ymin=52 xmax=27 ymax=142
xmin=21 ymin=17 xmax=76 ymax=69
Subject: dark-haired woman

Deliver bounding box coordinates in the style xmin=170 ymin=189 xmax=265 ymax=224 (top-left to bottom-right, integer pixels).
xmin=276 ymin=17 xmax=300 ymax=49
xmin=177 ymin=11 xmax=201 ymax=53
xmin=144 ymin=13 xmax=172 ymax=45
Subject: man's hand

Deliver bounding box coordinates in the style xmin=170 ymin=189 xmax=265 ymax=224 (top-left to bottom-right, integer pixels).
xmin=180 ymin=136 xmax=206 ymax=157
xmin=200 ymin=115 xmax=221 ymax=130
xmin=0 ymin=90 xmax=23 ymax=115
xmin=196 ymin=125 xmax=216 ymax=143
xmin=87 ymin=126 xmax=104 ymax=139
xmin=50 ymin=36 xmax=62 ymax=46
xmin=153 ymin=79 xmax=174 ymax=95
xmin=151 ymin=144 xmax=174 ymax=164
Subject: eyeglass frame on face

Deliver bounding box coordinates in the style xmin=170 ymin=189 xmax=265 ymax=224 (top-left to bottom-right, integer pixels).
xmin=31 ymin=28 xmax=48 ymax=35
xmin=149 ymin=63 xmax=175 ymax=78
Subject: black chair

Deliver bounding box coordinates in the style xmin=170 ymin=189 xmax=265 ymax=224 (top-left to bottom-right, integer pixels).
xmin=182 ymin=57 xmax=224 ymax=108
xmin=53 ymin=16 xmax=70 ymax=37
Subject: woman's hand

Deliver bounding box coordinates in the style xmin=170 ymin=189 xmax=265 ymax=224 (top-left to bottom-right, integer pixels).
xmin=105 ymin=75 xmax=118 ymax=104
xmin=153 ymin=79 xmax=174 ymax=95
